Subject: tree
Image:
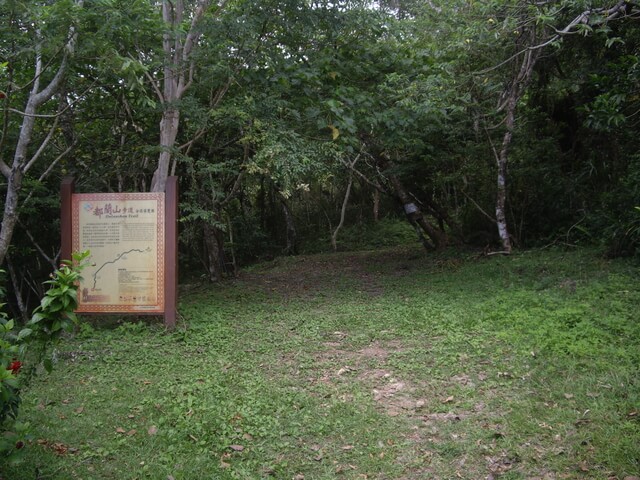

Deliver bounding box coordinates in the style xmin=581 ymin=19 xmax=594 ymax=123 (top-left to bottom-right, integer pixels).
xmin=0 ymin=1 xmax=83 ymax=266
xmin=149 ymin=0 xmax=216 ymax=193
xmin=470 ymin=0 xmax=640 ymax=253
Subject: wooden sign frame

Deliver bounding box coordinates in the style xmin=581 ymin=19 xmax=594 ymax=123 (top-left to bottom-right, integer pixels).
xmin=61 ymin=177 xmax=178 ymax=328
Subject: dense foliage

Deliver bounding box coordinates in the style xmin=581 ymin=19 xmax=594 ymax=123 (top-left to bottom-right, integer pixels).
xmin=0 ymin=0 xmax=638 ymax=309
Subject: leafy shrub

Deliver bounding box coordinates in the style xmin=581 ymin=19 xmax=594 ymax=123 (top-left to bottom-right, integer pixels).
xmin=0 ymin=251 xmax=88 ymax=462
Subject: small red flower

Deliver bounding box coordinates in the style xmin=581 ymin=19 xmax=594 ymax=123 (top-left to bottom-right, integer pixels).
xmin=9 ymin=361 xmax=21 ymax=375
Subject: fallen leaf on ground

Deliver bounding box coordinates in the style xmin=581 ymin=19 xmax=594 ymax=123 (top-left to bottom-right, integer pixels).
xmin=116 ymin=427 xmax=126 ymax=434
xmin=53 ymin=443 xmax=69 ymax=455
xmin=442 ymin=396 xmax=454 ymax=404
xmin=127 ymin=429 xmax=137 ymax=436
xmin=229 ymin=445 xmax=244 ymax=452
xmin=74 ymin=406 xmax=84 ymax=414
xmin=37 ymin=440 xmax=72 ymax=456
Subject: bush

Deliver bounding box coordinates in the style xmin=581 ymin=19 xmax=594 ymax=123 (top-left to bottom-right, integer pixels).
xmin=0 ymin=251 xmax=88 ymax=463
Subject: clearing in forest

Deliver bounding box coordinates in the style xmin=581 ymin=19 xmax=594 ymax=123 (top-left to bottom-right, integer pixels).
xmin=3 ymin=246 xmax=639 ymax=479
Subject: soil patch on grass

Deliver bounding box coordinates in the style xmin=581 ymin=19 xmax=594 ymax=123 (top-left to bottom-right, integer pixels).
xmin=237 ymin=247 xmax=436 ymax=299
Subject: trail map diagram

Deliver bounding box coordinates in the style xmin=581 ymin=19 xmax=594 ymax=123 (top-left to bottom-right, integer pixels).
xmin=90 ymin=247 xmax=152 ymax=290
xmin=72 ymin=193 xmax=165 ymax=313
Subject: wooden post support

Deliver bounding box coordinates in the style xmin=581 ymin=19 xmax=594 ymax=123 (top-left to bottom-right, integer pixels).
xmin=164 ymin=177 xmax=179 ymax=329
xmin=60 ymin=177 xmax=75 ymax=264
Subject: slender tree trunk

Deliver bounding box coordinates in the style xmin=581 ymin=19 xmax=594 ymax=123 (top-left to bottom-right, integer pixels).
xmin=492 ymin=18 xmax=540 ymax=254
xmin=372 ymin=189 xmax=380 ymax=222
xmin=280 ymin=198 xmax=297 ymax=255
xmin=6 ymin=255 xmax=28 ymax=322
xmin=331 ymin=172 xmax=354 ymax=251
xmin=495 ymin=96 xmax=516 ymax=253
xmin=492 ymin=39 xmax=538 ymax=254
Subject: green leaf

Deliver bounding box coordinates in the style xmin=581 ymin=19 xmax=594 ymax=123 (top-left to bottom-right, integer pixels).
xmin=41 ymin=296 xmax=54 ymax=309
xmin=43 ymin=358 xmax=53 ymax=374
xmin=17 ymin=328 xmax=33 ymax=340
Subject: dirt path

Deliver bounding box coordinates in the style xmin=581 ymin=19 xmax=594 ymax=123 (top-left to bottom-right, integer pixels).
xmin=236 ymin=246 xmax=435 ymax=300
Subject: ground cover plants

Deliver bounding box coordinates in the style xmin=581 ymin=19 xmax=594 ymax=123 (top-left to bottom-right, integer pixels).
xmin=1 ymin=246 xmax=638 ymax=479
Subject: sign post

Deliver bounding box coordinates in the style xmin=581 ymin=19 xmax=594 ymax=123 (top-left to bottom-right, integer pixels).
xmin=164 ymin=177 xmax=178 ymax=328
xmin=61 ymin=178 xmax=178 ymax=328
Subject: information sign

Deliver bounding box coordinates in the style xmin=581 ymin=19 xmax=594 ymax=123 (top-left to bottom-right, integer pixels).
xmin=71 ymin=193 xmax=165 ymax=313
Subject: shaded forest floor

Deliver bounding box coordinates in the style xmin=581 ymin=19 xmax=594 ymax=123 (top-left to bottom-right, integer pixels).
xmin=3 ymin=245 xmax=640 ymax=479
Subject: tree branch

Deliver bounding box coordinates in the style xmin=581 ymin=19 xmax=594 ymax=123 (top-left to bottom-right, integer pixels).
xmin=16 ymin=219 xmax=57 ymax=269
xmin=22 ymin=141 xmax=76 ymax=206
xmin=475 ymin=0 xmax=640 ymax=76
xmin=338 ymin=155 xmax=388 ymax=195
xmin=22 ymin=116 xmax=60 ymax=173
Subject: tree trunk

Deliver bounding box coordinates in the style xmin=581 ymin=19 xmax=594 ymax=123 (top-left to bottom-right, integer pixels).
xmin=492 ymin=33 xmax=538 ymax=254
xmin=150 ymin=0 xmax=211 ymax=193
xmin=0 ymin=170 xmax=23 ymax=265
xmin=372 ymin=189 xmax=380 ymax=222
xmin=151 ymin=108 xmax=180 ymax=192
xmin=379 ymin=157 xmax=445 ymax=249
xmin=496 ymin=104 xmax=514 ymax=253
xmin=423 ymin=197 xmax=462 ymax=238
xmin=281 ymin=198 xmax=297 ymax=255
xmin=6 ymin=254 xmax=29 ymax=323
xmin=331 ymin=172 xmax=354 ymax=251
xmin=203 ymin=222 xmax=224 ymax=282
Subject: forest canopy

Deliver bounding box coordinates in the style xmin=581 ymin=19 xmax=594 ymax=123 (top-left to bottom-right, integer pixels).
xmin=1 ymin=0 xmax=639 ymax=314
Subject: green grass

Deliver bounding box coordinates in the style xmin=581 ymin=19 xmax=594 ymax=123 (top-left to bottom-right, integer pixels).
xmin=2 ymin=246 xmax=639 ymax=479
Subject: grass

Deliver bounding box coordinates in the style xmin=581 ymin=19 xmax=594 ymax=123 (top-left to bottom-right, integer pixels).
xmin=2 ymin=245 xmax=639 ymax=479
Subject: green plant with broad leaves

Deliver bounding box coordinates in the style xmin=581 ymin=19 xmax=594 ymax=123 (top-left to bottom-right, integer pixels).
xmin=0 ymin=251 xmax=89 ymax=462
